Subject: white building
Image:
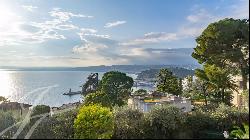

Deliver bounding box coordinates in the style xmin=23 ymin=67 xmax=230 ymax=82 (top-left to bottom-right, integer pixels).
xmin=231 ymin=75 xmax=249 ymax=109
xmin=128 ymin=95 xmax=192 ymax=112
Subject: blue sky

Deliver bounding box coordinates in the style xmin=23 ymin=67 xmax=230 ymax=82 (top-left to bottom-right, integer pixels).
xmin=0 ymin=0 xmax=248 ymax=67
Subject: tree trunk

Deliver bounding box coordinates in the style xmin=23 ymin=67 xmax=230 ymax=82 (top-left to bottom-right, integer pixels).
xmin=204 ymin=95 xmax=208 ymax=107
xmin=221 ymin=88 xmax=225 ymax=104
xmin=240 ymin=61 xmax=248 ymax=90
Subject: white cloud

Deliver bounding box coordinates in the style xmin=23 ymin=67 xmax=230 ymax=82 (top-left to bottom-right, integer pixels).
xmin=49 ymin=8 xmax=93 ymax=22
xmin=21 ymin=5 xmax=38 ymax=12
xmin=104 ymin=20 xmax=126 ymax=28
xmin=72 ymin=42 xmax=108 ymax=54
xmin=80 ymin=28 xmax=97 ymax=33
xmin=77 ymin=28 xmax=110 ymax=42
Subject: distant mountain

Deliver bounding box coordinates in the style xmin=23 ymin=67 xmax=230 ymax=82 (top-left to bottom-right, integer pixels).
xmin=0 ymin=64 xmax=200 ymax=73
xmin=136 ymin=68 xmax=194 ymax=80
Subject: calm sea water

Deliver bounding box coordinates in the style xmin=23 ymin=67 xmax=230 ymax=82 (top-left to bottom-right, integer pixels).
xmin=0 ymin=70 xmax=138 ymax=107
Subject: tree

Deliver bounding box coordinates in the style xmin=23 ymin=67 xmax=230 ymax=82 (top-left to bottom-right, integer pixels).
xmin=204 ymin=64 xmax=236 ymax=105
xmin=74 ymin=104 xmax=114 ymax=139
xmin=133 ymin=89 xmax=148 ymax=96
xmin=94 ymin=71 xmax=134 ymax=107
xmin=192 ymin=75 xmax=211 ymax=106
xmin=192 ymin=18 xmax=249 ymax=90
xmin=84 ymin=90 xmax=111 ymax=107
xmin=156 ymin=68 xmax=182 ymax=96
xmin=0 ymin=96 xmax=8 ymax=103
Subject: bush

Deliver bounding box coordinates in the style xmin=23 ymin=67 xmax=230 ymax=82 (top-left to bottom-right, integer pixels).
xmin=185 ymin=103 xmax=249 ymax=139
xmin=74 ymin=104 xmax=114 ymax=139
xmin=144 ymin=104 xmax=185 ymax=139
xmin=30 ymin=105 xmax=50 ymax=123
xmin=0 ymin=111 xmax=16 ymax=139
xmin=113 ymin=106 xmax=144 ymax=139
xmin=29 ymin=109 xmax=78 ymax=139
xmin=52 ymin=109 xmax=78 ymax=139
xmin=185 ymin=111 xmax=218 ymax=138
xmin=211 ymin=103 xmax=249 ymax=132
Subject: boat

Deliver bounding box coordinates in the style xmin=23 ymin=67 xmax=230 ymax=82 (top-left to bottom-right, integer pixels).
xmin=63 ymin=88 xmax=82 ymax=96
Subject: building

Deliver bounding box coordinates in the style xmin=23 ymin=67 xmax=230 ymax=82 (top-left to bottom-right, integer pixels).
xmin=0 ymin=102 xmax=32 ymax=118
xmin=231 ymin=75 xmax=249 ymax=109
xmin=128 ymin=95 xmax=192 ymax=112
xmin=182 ymin=75 xmax=197 ymax=91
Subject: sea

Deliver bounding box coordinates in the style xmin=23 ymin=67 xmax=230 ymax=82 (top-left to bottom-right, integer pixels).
xmin=0 ymin=70 xmax=151 ymax=107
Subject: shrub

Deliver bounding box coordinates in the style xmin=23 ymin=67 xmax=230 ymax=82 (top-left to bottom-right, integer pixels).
xmin=144 ymin=104 xmax=185 ymax=139
xmin=30 ymin=109 xmax=78 ymax=139
xmin=113 ymin=106 xmax=144 ymax=139
xmin=185 ymin=103 xmax=249 ymax=139
xmin=211 ymin=103 xmax=249 ymax=132
xmin=30 ymin=105 xmax=50 ymax=123
xmin=74 ymin=104 xmax=114 ymax=139
xmin=184 ymin=111 xmax=218 ymax=138
xmin=0 ymin=111 xmax=16 ymax=139
xmin=52 ymin=109 xmax=78 ymax=139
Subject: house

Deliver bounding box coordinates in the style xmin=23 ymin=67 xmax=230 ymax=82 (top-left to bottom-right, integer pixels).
xmin=128 ymin=94 xmax=192 ymax=112
xmin=0 ymin=102 xmax=32 ymax=118
xmin=231 ymin=75 xmax=249 ymax=109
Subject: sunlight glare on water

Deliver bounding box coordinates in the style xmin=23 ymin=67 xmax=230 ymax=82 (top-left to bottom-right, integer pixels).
xmin=0 ymin=71 xmax=13 ymax=98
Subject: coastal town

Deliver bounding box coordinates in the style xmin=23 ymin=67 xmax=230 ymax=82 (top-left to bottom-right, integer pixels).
xmin=0 ymin=0 xmax=249 ymax=139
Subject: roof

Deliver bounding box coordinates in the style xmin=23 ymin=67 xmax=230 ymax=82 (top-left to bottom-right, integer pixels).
xmin=0 ymin=102 xmax=32 ymax=110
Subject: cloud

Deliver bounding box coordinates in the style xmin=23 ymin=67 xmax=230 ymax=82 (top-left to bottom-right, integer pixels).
xmin=186 ymin=8 xmax=215 ymax=23
xmin=119 ymin=32 xmax=178 ymax=46
xmin=49 ymin=8 xmax=93 ymax=22
xmin=21 ymin=5 xmax=38 ymax=12
xmin=104 ymin=20 xmax=126 ymax=28
xmin=72 ymin=42 xmax=108 ymax=54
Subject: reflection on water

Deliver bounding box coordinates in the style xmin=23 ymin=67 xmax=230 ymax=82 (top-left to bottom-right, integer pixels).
xmin=0 ymin=71 xmax=140 ymax=107
xmin=0 ymin=71 xmax=98 ymax=107
xmin=0 ymin=71 xmax=13 ymax=97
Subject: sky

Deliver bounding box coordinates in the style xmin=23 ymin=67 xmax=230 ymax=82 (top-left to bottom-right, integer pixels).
xmin=0 ymin=0 xmax=249 ymax=67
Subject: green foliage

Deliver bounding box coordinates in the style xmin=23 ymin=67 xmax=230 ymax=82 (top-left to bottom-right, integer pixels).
xmin=19 ymin=109 xmax=78 ymax=139
xmin=192 ymin=18 xmax=249 ymax=90
xmin=136 ymin=68 xmax=195 ymax=80
xmin=84 ymin=90 xmax=111 ymax=107
xmin=28 ymin=116 xmax=57 ymax=139
xmin=230 ymin=123 xmax=249 ymax=139
xmin=0 ymin=111 xmax=16 ymax=139
xmin=30 ymin=105 xmax=50 ymax=123
xmin=185 ymin=111 xmax=218 ymax=138
xmin=113 ymin=106 xmax=144 ymax=139
xmin=74 ymin=104 xmax=114 ymax=139
xmin=85 ymin=71 xmax=134 ymax=107
xmin=144 ymin=104 xmax=185 ymax=139
xmin=156 ymin=68 xmax=182 ymax=96
xmin=51 ymin=109 xmax=78 ymax=139
xmin=0 ymin=96 xmax=8 ymax=103
xmin=194 ymin=64 xmax=236 ymax=105
xmin=133 ymin=89 xmax=148 ymax=96
xmin=211 ymin=103 xmax=249 ymax=131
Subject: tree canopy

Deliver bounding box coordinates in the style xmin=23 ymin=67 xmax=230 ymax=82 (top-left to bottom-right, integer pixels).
xmin=192 ymin=18 xmax=249 ymax=90
xmin=156 ymin=68 xmax=182 ymax=96
xmin=84 ymin=71 xmax=134 ymax=107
